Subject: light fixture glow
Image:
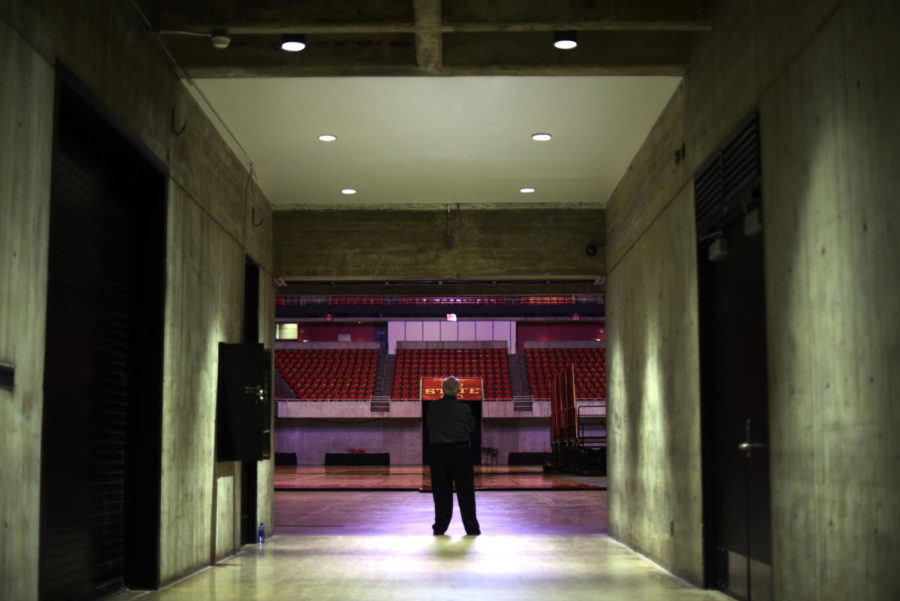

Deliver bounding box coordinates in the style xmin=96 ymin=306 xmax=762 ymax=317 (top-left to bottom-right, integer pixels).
xmin=281 ymin=34 xmax=306 ymax=52
xmin=318 ymin=134 xmax=337 ymax=142
xmin=210 ymin=34 xmax=231 ymax=50
xmin=553 ymin=31 xmax=578 ymax=50
xmin=341 ymin=188 xmax=357 ymax=195
xmin=519 ymin=187 xmax=536 ymax=194
xmin=531 ymin=133 xmax=552 ymax=142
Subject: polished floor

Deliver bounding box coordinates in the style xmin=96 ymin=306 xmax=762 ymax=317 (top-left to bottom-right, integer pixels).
xmin=275 ymin=465 xmax=606 ymax=491
xmin=113 ymin=489 xmax=730 ymax=601
xmin=276 ymin=489 xmax=608 ymax=535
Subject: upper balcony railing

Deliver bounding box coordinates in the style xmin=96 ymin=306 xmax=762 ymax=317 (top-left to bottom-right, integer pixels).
xmin=276 ymin=294 xmax=604 ymax=307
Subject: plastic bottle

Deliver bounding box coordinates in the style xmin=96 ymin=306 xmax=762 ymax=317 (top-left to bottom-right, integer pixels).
xmin=258 ymin=522 xmax=265 ymax=544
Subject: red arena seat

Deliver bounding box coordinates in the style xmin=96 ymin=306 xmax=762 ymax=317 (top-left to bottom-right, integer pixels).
xmin=525 ymin=347 xmax=606 ymax=400
xmin=274 ymin=348 xmax=379 ymax=401
xmin=391 ymin=348 xmax=512 ymax=400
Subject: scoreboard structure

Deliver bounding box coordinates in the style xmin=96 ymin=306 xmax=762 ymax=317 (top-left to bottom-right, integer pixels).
xmin=420 ymin=377 xmax=484 ymax=401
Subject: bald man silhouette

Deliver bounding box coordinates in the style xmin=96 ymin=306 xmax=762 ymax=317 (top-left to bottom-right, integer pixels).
xmin=426 ymin=376 xmax=481 ymax=535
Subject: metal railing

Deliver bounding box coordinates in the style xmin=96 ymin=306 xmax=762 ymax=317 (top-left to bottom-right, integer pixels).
xmin=276 ymin=294 xmax=604 ymax=307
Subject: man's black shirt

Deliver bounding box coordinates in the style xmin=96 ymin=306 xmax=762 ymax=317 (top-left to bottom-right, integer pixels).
xmin=427 ymin=395 xmax=475 ymax=444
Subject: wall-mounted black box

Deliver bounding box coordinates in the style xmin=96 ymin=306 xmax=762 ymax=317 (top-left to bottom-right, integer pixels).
xmin=0 ymin=361 xmax=13 ymax=390
xmin=216 ymin=343 xmax=271 ymax=462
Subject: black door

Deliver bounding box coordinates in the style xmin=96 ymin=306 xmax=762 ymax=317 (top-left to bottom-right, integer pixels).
xmin=40 ymin=78 xmax=165 ymax=600
xmin=699 ymin=206 xmax=772 ymax=601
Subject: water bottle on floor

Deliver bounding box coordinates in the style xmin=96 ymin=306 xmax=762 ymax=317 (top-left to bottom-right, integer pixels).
xmin=258 ymin=522 xmax=265 ymax=544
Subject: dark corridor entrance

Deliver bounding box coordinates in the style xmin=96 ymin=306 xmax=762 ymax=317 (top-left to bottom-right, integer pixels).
xmin=40 ymin=76 xmax=166 ymax=600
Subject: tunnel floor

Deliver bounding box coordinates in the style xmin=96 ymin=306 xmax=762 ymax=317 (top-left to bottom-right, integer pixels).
xmin=110 ymin=489 xmax=731 ymax=601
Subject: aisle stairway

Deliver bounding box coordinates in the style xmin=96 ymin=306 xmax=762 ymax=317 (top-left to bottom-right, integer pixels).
xmin=374 ymin=353 xmax=395 ymax=397
xmin=508 ymin=353 xmax=530 ymax=397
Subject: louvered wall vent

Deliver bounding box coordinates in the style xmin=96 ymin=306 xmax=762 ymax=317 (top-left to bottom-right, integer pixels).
xmin=694 ymin=113 xmax=761 ymax=238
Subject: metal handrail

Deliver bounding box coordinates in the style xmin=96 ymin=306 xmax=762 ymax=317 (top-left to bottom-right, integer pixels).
xmin=276 ymin=293 xmax=604 ymax=307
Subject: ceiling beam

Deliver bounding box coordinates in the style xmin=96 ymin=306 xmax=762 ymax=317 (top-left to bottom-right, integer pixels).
xmin=443 ymin=30 xmax=701 ymax=70
xmin=153 ymin=19 xmax=713 ymax=36
xmin=278 ymin=280 xmax=605 ymax=297
xmin=170 ymin=34 xmax=697 ymax=78
xmin=440 ymin=20 xmax=711 ymax=33
xmin=413 ymin=0 xmax=443 ymax=73
xmin=173 ymin=30 xmax=701 ymax=78
xmin=143 ymin=0 xmax=712 ymax=35
xmin=441 ymin=0 xmax=713 ymax=31
xmin=142 ymin=0 xmax=414 ymax=34
xmin=181 ymin=64 xmax=690 ymax=78
xmin=142 ymin=0 xmax=711 ymax=78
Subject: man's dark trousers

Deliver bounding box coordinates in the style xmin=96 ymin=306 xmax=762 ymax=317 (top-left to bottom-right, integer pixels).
xmin=429 ymin=441 xmax=480 ymax=535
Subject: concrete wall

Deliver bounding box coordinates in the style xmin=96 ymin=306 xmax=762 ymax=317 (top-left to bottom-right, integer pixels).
xmin=274 ymin=207 xmax=605 ymax=279
xmin=606 ymin=48 xmax=702 ymax=581
xmin=276 ymin=419 xmax=423 ymax=465
xmin=275 ymin=416 xmax=550 ymax=465
xmin=482 ymin=421 xmax=551 ymax=459
xmin=517 ymin=323 xmax=606 ymax=354
xmin=388 ymin=319 xmax=515 ymax=353
xmin=161 ymin=183 xmax=245 ymax=580
xmin=607 ymin=183 xmax=703 ymax=583
xmin=290 ymin=324 xmax=377 ymax=342
xmin=0 ymin=18 xmax=54 ymax=601
xmin=606 ymin=0 xmax=899 ymax=597
xmin=0 ymin=0 xmax=275 ymax=595
xmin=759 ymin=2 xmax=899 ymax=599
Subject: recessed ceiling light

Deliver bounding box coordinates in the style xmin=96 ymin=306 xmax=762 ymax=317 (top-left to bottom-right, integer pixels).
xmin=531 ymin=133 xmax=552 ymax=142
xmin=341 ymin=188 xmax=357 ymax=195
xmin=318 ymin=134 xmax=337 ymax=142
xmin=520 ymin=187 xmax=536 ymax=194
xmin=553 ymin=31 xmax=578 ymax=50
xmin=281 ymin=34 xmax=306 ymax=52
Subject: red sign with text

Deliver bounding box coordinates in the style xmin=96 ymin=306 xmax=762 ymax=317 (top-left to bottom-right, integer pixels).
xmin=420 ymin=377 xmax=484 ymax=401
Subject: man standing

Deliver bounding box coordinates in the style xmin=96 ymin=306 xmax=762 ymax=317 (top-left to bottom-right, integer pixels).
xmin=426 ymin=376 xmax=481 ymax=536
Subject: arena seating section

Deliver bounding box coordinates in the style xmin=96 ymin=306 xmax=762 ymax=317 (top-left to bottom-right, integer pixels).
xmin=276 ymin=349 xmax=377 ymax=401
xmin=275 ymin=346 xmax=605 ymax=402
xmin=526 ymin=348 xmax=607 ymax=400
xmin=392 ymin=348 xmax=512 ymax=400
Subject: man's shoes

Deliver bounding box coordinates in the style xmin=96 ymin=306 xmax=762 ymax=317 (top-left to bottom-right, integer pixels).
xmin=465 ymin=530 xmax=481 ymax=536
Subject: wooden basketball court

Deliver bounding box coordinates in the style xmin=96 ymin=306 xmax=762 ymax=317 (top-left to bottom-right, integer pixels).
xmin=275 ymin=465 xmax=606 ymax=491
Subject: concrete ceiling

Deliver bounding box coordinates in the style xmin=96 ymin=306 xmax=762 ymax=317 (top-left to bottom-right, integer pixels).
xmin=136 ymin=0 xmax=711 ymax=210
